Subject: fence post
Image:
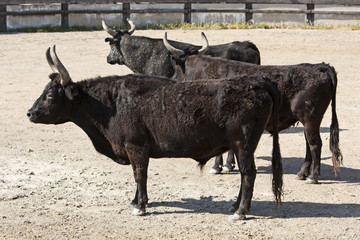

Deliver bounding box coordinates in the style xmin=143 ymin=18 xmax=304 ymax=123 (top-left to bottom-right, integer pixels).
xmin=123 ymin=3 xmax=130 ymax=22
xmin=61 ymin=3 xmax=69 ymax=28
xmin=245 ymin=3 xmax=253 ymax=23
xmin=307 ymin=3 xmax=315 ymax=24
xmin=0 ymin=5 xmax=6 ymax=30
xmin=184 ymin=3 xmax=191 ymax=23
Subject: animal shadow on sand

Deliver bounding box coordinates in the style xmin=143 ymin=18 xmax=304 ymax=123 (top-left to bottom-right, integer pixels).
xmin=147 ymin=127 xmax=358 ymax=219
xmin=147 ymin=156 xmax=359 ymax=219
xmin=148 ymin=197 xmax=360 ymax=219
xmin=278 ymin=126 xmax=336 ymax=134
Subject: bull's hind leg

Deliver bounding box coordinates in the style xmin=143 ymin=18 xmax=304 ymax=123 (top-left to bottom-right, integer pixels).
xmin=231 ymin=147 xmax=256 ymax=221
xmin=209 ymin=155 xmax=223 ymax=174
xmin=223 ymin=150 xmax=236 ymax=172
xmin=296 ymin=135 xmax=312 ymax=180
xmin=230 ymin=130 xmax=262 ymax=220
xmin=303 ymin=123 xmax=322 ymax=184
xmin=126 ymin=143 xmax=150 ymax=216
xmin=210 ymin=151 xmax=236 ymax=174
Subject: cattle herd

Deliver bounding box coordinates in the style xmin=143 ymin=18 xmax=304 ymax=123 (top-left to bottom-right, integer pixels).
xmin=27 ymin=19 xmax=342 ymax=221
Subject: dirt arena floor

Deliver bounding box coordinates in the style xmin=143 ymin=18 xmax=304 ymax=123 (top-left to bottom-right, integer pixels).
xmin=0 ymin=28 xmax=359 ymax=239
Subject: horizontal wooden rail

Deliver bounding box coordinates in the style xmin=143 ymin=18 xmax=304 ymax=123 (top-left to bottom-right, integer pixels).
xmin=2 ymin=8 xmax=360 ymax=16
xmin=1 ymin=1 xmax=360 ymax=30
xmin=1 ymin=1 xmax=360 ymax=5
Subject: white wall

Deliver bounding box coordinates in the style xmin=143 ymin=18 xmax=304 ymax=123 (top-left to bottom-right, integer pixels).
xmin=5 ymin=3 xmax=360 ymax=29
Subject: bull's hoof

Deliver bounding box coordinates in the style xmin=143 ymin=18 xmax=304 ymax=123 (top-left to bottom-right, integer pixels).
xmin=131 ymin=208 xmax=146 ymax=216
xmin=128 ymin=202 xmax=136 ymax=209
xmin=229 ymin=206 xmax=237 ymax=212
xmin=222 ymin=166 xmax=232 ymax=173
xmin=231 ymin=213 xmax=246 ymax=221
xmin=305 ymin=178 xmax=318 ymax=184
xmin=295 ymin=172 xmax=307 ymax=180
xmin=295 ymin=175 xmax=306 ymax=180
xmin=209 ymin=168 xmax=221 ymax=174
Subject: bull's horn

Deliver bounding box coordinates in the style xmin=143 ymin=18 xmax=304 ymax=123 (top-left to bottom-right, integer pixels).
xmin=198 ymin=32 xmax=209 ymax=54
xmin=50 ymin=45 xmax=71 ymax=86
xmin=102 ymin=20 xmax=117 ymax=37
xmin=163 ymin=32 xmax=185 ymax=57
xmin=126 ymin=18 xmax=136 ymax=35
xmin=46 ymin=47 xmax=58 ymax=73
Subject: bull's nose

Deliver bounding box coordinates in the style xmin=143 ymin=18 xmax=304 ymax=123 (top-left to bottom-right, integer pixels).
xmin=107 ymin=58 xmax=116 ymax=65
xmin=27 ymin=110 xmax=35 ymax=120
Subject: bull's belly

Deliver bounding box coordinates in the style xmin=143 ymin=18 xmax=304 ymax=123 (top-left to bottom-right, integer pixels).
xmin=149 ymin=135 xmax=229 ymax=161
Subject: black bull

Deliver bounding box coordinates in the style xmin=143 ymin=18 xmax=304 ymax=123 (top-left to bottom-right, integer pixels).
xmin=27 ymin=46 xmax=283 ymax=221
xmin=102 ymin=20 xmax=261 ymax=78
xmin=166 ymin=47 xmax=343 ymax=184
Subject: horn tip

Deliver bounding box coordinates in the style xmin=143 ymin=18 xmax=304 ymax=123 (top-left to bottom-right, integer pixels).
xmin=102 ymin=20 xmax=107 ymax=28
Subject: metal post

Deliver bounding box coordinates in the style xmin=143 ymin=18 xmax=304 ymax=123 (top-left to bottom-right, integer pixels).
xmin=61 ymin=3 xmax=68 ymax=28
xmin=0 ymin=5 xmax=6 ymax=30
xmin=123 ymin=3 xmax=130 ymax=23
xmin=307 ymin=3 xmax=315 ymax=25
xmin=184 ymin=3 xmax=191 ymax=23
xmin=245 ymin=3 xmax=253 ymax=23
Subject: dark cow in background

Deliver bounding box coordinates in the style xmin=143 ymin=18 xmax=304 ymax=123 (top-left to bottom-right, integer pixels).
xmin=164 ymin=34 xmax=343 ymax=184
xmin=102 ymin=19 xmax=261 ymax=78
xmin=27 ymin=46 xmax=283 ymax=221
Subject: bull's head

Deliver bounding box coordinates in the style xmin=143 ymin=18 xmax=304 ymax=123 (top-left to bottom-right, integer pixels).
xmin=103 ymin=18 xmax=135 ymax=65
xmin=163 ymin=32 xmax=209 ymax=80
xmin=27 ymin=46 xmax=79 ymax=124
xmin=163 ymin=32 xmax=209 ymax=58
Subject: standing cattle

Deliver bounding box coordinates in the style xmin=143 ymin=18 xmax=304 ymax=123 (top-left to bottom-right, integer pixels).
xmin=164 ymin=34 xmax=342 ymax=184
xmin=102 ymin=19 xmax=261 ymax=78
xmin=27 ymin=46 xmax=283 ymax=221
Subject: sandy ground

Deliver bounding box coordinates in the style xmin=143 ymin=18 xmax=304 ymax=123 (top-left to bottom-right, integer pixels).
xmin=0 ymin=28 xmax=359 ymax=239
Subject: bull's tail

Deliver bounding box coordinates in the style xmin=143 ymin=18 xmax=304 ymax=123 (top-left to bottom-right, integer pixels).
xmin=328 ymin=65 xmax=343 ymax=175
xmin=264 ymin=78 xmax=283 ymax=204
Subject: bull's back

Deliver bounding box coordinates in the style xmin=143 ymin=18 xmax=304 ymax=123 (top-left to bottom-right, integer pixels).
xmin=206 ymin=41 xmax=261 ymax=64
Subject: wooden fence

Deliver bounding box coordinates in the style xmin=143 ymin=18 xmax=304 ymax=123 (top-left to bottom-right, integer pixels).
xmin=1 ymin=0 xmax=360 ymax=30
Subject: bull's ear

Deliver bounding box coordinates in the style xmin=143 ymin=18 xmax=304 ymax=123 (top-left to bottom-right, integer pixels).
xmin=170 ymin=56 xmax=186 ymax=69
xmin=64 ymin=83 xmax=79 ymax=101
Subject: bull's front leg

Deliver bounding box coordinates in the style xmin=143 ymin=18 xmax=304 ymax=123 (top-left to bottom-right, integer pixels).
xmin=232 ymin=167 xmax=256 ymax=221
xmin=128 ymin=187 xmax=139 ymax=208
xmin=125 ymin=143 xmax=149 ymax=216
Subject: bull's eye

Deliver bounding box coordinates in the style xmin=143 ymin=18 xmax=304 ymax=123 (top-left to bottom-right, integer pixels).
xmin=47 ymin=93 xmax=53 ymax=100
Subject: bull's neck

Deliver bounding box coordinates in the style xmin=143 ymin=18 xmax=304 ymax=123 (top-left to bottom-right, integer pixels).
xmin=121 ymin=36 xmax=173 ymax=77
xmin=71 ymin=89 xmax=112 ymax=134
xmin=69 ymin=88 xmax=119 ymax=161
xmin=122 ymin=36 xmax=148 ymax=74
